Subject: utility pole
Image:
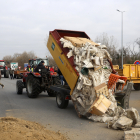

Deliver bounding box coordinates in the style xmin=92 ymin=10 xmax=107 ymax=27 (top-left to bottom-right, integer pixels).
xmin=117 ymin=9 xmax=125 ymax=69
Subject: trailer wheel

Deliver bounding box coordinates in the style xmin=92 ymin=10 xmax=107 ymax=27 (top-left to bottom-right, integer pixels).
xmin=26 ymin=75 xmax=41 ymax=98
xmin=56 ymin=93 xmax=69 ymax=109
xmin=133 ymin=83 xmax=140 ymax=90
xmin=16 ymin=80 xmax=23 ymax=94
xmin=4 ymin=70 xmax=9 ymax=78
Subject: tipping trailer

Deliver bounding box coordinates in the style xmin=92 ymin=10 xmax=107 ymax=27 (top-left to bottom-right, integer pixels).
xmin=47 ymin=29 xmax=132 ymax=109
xmin=47 ymin=29 xmax=91 ymax=108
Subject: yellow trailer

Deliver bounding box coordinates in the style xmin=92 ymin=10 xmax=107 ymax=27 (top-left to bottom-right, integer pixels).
xmin=115 ymin=64 xmax=140 ymax=90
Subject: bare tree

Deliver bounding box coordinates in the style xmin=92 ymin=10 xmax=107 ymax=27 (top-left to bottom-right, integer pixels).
xmin=95 ymin=33 xmax=119 ymax=65
xmin=3 ymin=51 xmax=36 ymax=69
xmin=48 ymin=56 xmax=57 ymax=67
xmin=125 ymin=40 xmax=140 ymax=63
xmin=135 ymin=38 xmax=140 ymax=57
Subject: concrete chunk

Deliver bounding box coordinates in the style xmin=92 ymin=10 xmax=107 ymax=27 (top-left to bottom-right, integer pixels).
xmin=124 ymin=128 xmax=140 ymax=140
xmin=112 ymin=116 xmax=133 ymax=130
xmin=126 ymin=107 xmax=139 ymax=126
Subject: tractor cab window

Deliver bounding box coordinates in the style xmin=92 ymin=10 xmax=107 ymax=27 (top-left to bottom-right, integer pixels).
xmin=36 ymin=59 xmax=49 ymax=66
xmin=43 ymin=59 xmax=49 ymax=66
xmin=36 ymin=59 xmax=41 ymax=65
xmin=0 ymin=62 xmax=5 ymax=66
xmin=33 ymin=61 xmax=37 ymax=66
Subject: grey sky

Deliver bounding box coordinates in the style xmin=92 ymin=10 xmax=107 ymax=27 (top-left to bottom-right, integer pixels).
xmin=0 ymin=0 xmax=140 ymax=59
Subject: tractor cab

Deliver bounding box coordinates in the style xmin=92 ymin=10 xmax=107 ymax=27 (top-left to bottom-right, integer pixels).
xmin=28 ymin=59 xmax=36 ymax=68
xmin=34 ymin=58 xmax=49 ymax=67
xmin=0 ymin=60 xmax=9 ymax=78
xmin=0 ymin=60 xmax=5 ymax=67
xmin=28 ymin=58 xmax=49 ymax=69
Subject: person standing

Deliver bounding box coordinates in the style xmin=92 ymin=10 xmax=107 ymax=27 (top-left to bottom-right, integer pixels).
xmin=34 ymin=61 xmax=45 ymax=72
xmin=9 ymin=68 xmax=14 ymax=79
xmin=45 ymin=66 xmax=49 ymax=71
xmin=0 ymin=70 xmax=4 ymax=88
xmin=57 ymin=68 xmax=64 ymax=85
xmin=54 ymin=67 xmax=58 ymax=72
xmin=50 ymin=66 xmax=55 ymax=72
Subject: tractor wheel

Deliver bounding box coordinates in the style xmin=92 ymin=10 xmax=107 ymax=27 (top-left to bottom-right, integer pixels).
xmin=56 ymin=92 xmax=69 ymax=109
xmin=133 ymin=83 xmax=140 ymax=90
xmin=26 ymin=75 xmax=41 ymax=98
xmin=4 ymin=70 xmax=9 ymax=78
xmin=16 ymin=80 xmax=23 ymax=94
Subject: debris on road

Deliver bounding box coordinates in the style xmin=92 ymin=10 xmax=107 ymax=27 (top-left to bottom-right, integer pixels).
xmin=60 ymin=37 xmax=139 ymax=131
xmin=110 ymin=116 xmax=133 ymax=130
xmin=124 ymin=128 xmax=140 ymax=140
xmin=0 ymin=117 xmax=67 ymax=140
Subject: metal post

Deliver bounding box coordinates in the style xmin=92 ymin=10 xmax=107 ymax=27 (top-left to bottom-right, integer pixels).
xmin=121 ymin=12 xmax=123 ymax=69
xmin=117 ymin=9 xmax=125 ymax=69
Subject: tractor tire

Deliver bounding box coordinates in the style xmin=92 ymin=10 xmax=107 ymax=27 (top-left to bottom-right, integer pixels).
xmin=16 ymin=80 xmax=23 ymax=94
xmin=26 ymin=75 xmax=41 ymax=98
xmin=133 ymin=83 xmax=140 ymax=90
xmin=56 ymin=92 xmax=69 ymax=109
xmin=4 ymin=70 xmax=9 ymax=78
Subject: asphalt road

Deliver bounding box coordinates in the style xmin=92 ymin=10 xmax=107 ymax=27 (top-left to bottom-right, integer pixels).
xmin=0 ymin=77 xmax=140 ymax=140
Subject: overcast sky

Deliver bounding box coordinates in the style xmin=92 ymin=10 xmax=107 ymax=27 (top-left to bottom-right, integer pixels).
xmin=0 ymin=0 xmax=140 ymax=59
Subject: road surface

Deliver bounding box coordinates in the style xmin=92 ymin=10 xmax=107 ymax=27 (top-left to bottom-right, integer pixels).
xmin=0 ymin=77 xmax=139 ymax=140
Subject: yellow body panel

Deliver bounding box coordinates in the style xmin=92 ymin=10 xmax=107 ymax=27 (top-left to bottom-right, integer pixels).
xmin=115 ymin=69 xmax=123 ymax=76
xmin=128 ymin=80 xmax=140 ymax=83
xmin=47 ymin=34 xmax=79 ymax=95
xmin=123 ymin=64 xmax=139 ymax=78
xmin=113 ymin=65 xmax=119 ymax=69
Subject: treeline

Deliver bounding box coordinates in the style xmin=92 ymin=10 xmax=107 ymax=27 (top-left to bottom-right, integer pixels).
xmin=3 ymin=51 xmax=57 ymax=69
xmin=3 ymin=51 xmax=36 ymax=69
xmin=95 ymin=33 xmax=140 ymax=69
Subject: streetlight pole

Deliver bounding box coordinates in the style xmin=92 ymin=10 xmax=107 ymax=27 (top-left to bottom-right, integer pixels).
xmin=117 ymin=9 xmax=125 ymax=69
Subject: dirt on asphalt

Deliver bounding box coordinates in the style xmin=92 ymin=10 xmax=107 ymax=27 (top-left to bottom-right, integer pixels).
xmin=0 ymin=117 xmax=68 ymax=140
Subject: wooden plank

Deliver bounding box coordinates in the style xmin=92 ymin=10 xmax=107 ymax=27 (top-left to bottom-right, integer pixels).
xmin=64 ymin=36 xmax=99 ymax=47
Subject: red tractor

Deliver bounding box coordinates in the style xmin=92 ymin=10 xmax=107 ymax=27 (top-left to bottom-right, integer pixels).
xmin=16 ymin=58 xmax=60 ymax=97
xmin=0 ymin=60 xmax=9 ymax=78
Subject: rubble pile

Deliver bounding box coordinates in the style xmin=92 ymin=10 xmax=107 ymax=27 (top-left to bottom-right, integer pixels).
xmin=60 ymin=37 xmax=139 ymax=130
